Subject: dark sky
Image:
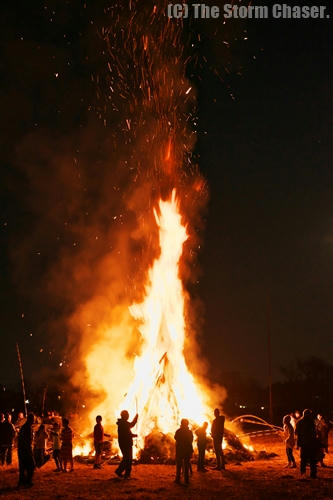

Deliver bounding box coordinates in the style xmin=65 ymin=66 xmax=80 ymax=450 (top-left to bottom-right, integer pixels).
xmin=0 ymin=0 xmax=332 ymax=391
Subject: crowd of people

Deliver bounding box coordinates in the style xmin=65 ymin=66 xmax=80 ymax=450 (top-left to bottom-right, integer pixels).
xmin=111 ymin=407 xmax=225 ymax=484
xmin=0 ymin=406 xmax=330 ymax=488
xmin=0 ymin=411 xmax=75 ymax=487
xmin=283 ymin=409 xmax=330 ymax=479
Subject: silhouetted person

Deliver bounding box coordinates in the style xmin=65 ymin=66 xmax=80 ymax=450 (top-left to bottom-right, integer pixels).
xmin=15 ymin=412 xmax=26 ymax=432
xmin=18 ymin=413 xmax=35 ymax=487
xmin=60 ymin=418 xmax=74 ymax=472
xmin=174 ymin=419 xmax=193 ymax=485
xmin=0 ymin=413 xmax=16 ymax=466
xmin=296 ymin=409 xmax=317 ymax=478
xmin=93 ymin=415 xmax=110 ymax=469
xmin=195 ymin=422 xmax=208 ymax=471
xmin=316 ymin=414 xmax=329 ymax=467
xmin=283 ymin=415 xmax=296 ymax=468
xmin=34 ymin=424 xmax=49 ymax=468
xmin=0 ymin=413 xmax=16 ymax=465
xmin=211 ymin=408 xmax=225 ymax=470
xmin=115 ymin=410 xmax=138 ymax=479
xmin=50 ymin=422 xmax=62 ymax=471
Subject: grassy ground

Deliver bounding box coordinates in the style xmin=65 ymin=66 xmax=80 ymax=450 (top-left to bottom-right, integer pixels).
xmin=1 ymin=436 xmax=332 ymax=499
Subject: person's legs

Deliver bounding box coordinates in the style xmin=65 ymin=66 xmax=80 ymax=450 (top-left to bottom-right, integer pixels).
xmin=300 ymin=447 xmax=307 ymax=475
xmin=94 ymin=443 xmax=101 ymax=467
xmin=197 ymin=447 xmax=202 ymax=470
xmin=0 ymin=446 xmax=6 ymax=466
xmin=198 ymin=447 xmax=205 ymax=470
xmin=289 ymin=448 xmax=296 ymax=467
xmin=183 ymin=457 xmax=190 ymax=484
xmin=124 ymin=447 xmax=132 ymax=477
xmin=26 ymin=456 xmax=34 ymax=485
xmin=18 ymin=455 xmax=26 ymax=484
xmin=39 ymin=449 xmax=45 ymax=467
xmin=2 ymin=445 xmax=9 ymax=465
xmin=53 ymin=449 xmax=61 ymax=470
xmin=115 ymin=458 xmax=125 ymax=476
xmin=221 ymin=447 xmax=225 ymax=470
xmin=213 ymin=438 xmax=222 ymax=469
xmin=200 ymin=447 xmax=206 ymax=469
xmin=286 ymin=446 xmax=292 ymax=464
xmin=34 ymin=449 xmax=41 ymax=468
xmin=115 ymin=445 xmax=126 ymax=476
xmin=6 ymin=444 xmax=12 ymax=465
xmin=310 ymin=447 xmax=317 ymax=478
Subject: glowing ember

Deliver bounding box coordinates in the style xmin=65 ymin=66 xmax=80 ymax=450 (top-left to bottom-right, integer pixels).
xmin=72 ymin=2 xmax=218 ymax=452
xmin=116 ymin=190 xmax=208 ymax=446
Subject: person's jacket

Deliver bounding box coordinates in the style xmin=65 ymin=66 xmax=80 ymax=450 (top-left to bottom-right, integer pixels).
xmin=117 ymin=415 xmax=137 ymax=448
xmin=296 ymin=416 xmax=317 ymax=448
xmin=1 ymin=421 xmax=16 ymax=445
xmin=18 ymin=422 xmax=34 ymax=455
xmin=174 ymin=427 xmax=193 ymax=458
xmin=211 ymin=415 xmax=225 ymax=439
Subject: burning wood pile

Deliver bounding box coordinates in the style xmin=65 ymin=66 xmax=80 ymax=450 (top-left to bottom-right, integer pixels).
xmin=74 ymin=426 xmax=254 ymax=465
xmin=139 ymin=428 xmax=254 ymax=464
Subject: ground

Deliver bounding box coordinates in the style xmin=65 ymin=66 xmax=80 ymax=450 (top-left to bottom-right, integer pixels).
xmin=1 ymin=436 xmax=333 ymax=499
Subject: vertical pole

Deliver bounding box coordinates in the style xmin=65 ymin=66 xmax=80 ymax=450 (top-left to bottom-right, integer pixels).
xmin=41 ymin=386 xmax=47 ymax=416
xmin=16 ymin=342 xmax=27 ymax=417
xmin=134 ymin=396 xmax=138 ymax=450
xmin=266 ymin=296 xmax=273 ymax=423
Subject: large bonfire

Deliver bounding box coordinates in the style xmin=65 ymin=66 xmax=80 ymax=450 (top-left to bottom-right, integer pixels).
xmin=116 ymin=190 xmax=208 ymax=448
xmin=70 ymin=1 xmax=223 ymax=454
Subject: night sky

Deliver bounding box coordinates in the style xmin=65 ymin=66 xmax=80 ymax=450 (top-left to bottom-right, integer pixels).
xmin=0 ymin=0 xmax=332 ymax=392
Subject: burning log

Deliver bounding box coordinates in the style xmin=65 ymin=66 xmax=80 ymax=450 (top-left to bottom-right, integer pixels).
xmin=223 ymin=428 xmax=254 ymax=463
xmin=139 ymin=430 xmax=175 ymax=464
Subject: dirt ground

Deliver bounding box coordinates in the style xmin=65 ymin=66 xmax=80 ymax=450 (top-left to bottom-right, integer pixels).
xmin=1 ymin=436 xmax=333 ymax=500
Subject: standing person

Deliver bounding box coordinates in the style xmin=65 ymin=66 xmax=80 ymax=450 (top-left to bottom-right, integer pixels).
xmin=15 ymin=412 xmax=26 ymax=433
xmin=211 ymin=408 xmax=225 ymax=470
xmin=295 ymin=409 xmax=317 ymax=479
xmin=93 ymin=415 xmax=110 ymax=469
xmin=195 ymin=422 xmax=208 ymax=471
xmin=316 ymin=414 xmax=329 ymax=467
xmin=283 ymin=415 xmax=296 ymax=468
xmin=114 ymin=410 xmax=138 ymax=479
xmin=60 ymin=418 xmax=74 ymax=472
xmin=17 ymin=413 xmax=35 ymax=488
xmin=50 ymin=422 xmax=62 ymax=471
xmin=174 ymin=419 xmax=193 ymax=485
xmin=0 ymin=413 xmax=16 ymax=466
xmin=34 ymin=424 xmax=48 ymax=468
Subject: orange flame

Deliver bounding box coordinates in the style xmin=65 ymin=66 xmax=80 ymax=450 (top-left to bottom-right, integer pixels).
xmin=117 ymin=190 xmax=208 ymax=446
xmin=83 ymin=190 xmax=209 ymax=451
xmin=165 ymin=138 xmax=172 ymax=162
